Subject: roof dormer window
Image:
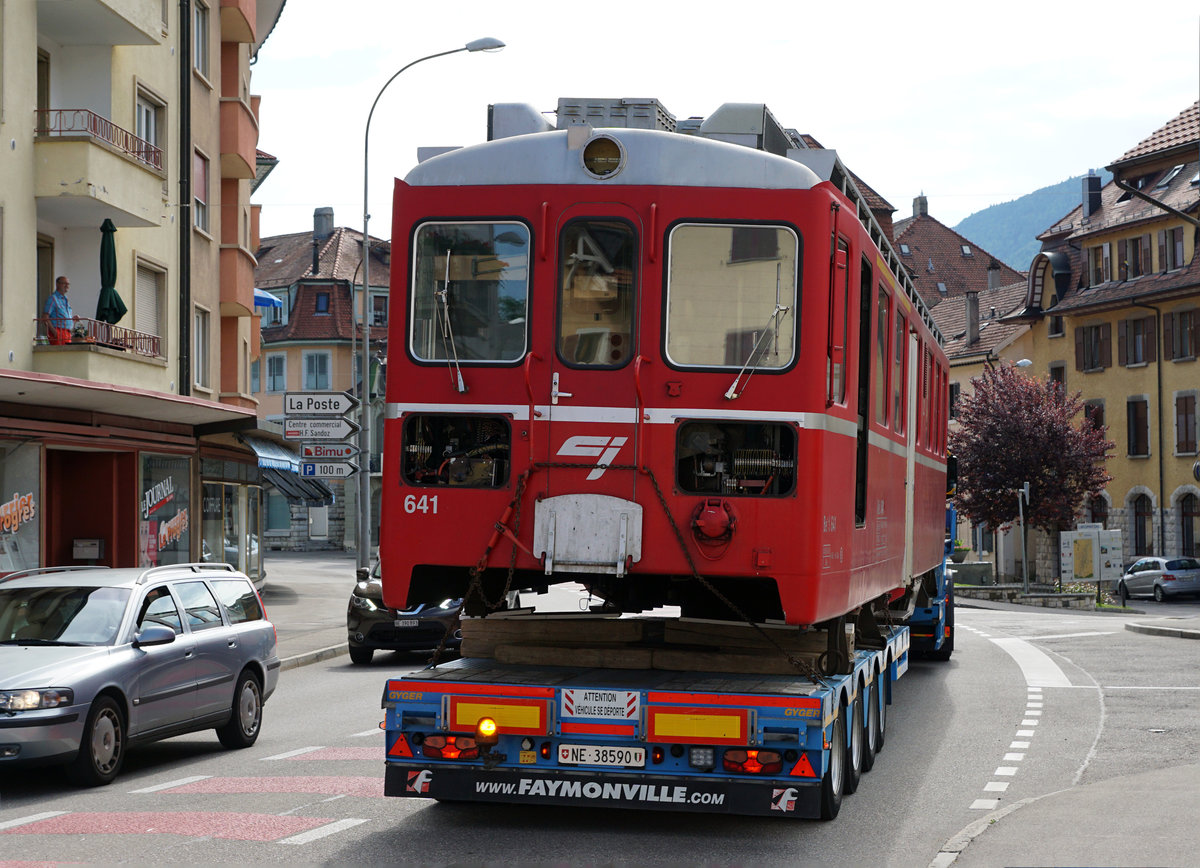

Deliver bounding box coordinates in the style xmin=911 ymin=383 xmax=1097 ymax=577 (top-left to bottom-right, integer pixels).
xmin=936 ymin=282 xmax=947 ymax=295
xmin=899 ymin=243 xmax=911 ymax=256
xmin=1156 ymin=165 xmax=1185 ymax=188
xmin=961 ymin=245 xmax=972 ymax=256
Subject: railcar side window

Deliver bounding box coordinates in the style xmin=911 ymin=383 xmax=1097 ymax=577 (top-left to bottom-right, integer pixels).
xmin=557 ymin=220 xmax=636 ymax=367
xmin=665 ymin=223 xmax=798 ymax=368
xmin=410 ymin=221 xmax=530 ymax=363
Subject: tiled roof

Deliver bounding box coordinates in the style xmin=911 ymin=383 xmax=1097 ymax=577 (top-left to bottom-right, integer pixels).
xmin=893 ymin=210 xmax=1025 ymax=307
xmin=1112 ymin=101 xmax=1200 ymax=165
xmin=1048 ymin=254 xmax=1200 ymax=315
xmin=930 ymin=281 xmax=1029 ymax=360
xmin=255 ymin=226 xmax=390 ymax=289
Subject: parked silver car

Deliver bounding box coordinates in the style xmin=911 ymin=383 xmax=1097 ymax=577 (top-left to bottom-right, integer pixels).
xmin=1117 ymin=556 xmax=1200 ymax=602
xmin=0 ymin=563 xmax=279 ymax=786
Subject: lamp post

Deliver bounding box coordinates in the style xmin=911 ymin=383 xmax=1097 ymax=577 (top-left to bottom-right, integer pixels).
xmin=1018 ymin=481 xmax=1030 ymax=593
xmin=358 ymin=37 xmax=505 ymax=569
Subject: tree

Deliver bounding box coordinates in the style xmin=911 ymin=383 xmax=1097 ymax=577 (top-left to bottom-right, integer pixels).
xmin=949 ymin=364 xmax=1113 ymax=536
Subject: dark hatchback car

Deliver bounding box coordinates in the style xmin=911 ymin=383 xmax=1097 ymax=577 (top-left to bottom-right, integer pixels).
xmin=346 ymin=561 xmax=461 ymax=664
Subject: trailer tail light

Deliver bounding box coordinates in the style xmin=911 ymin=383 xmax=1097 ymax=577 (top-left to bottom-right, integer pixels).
xmin=689 ymin=747 xmax=715 ymax=770
xmin=421 ymin=735 xmax=479 ymax=760
xmin=723 ymin=749 xmax=783 ymax=775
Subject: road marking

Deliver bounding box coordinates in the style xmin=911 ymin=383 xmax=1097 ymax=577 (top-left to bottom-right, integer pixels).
xmin=0 ymin=812 xmax=67 ymax=831
xmin=969 ymin=799 xmax=1000 ymax=810
xmin=989 ymin=637 xmax=1074 ymax=687
xmin=1026 ymin=709 xmax=1042 ymax=716
xmin=261 ymin=746 xmax=325 ymax=761
xmin=1016 ymin=729 xmax=1036 ymax=737
xmin=1027 ymin=702 xmax=1044 ymax=708
xmin=995 ymin=767 xmax=1018 ymax=776
xmin=1010 ymin=741 xmax=1030 ymax=749
xmin=983 ymin=781 xmax=1009 ymax=792
xmin=1020 ymin=719 xmax=1039 ymax=726
xmin=1102 ymin=685 xmax=1200 ymax=690
xmin=277 ymin=818 xmax=368 ymax=845
xmin=1003 ymin=752 xmax=1025 ymax=761
xmin=1018 ymin=631 xmax=1118 ymax=640
xmin=349 ymin=728 xmax=382 ymax=737
xmin=129 ymin=776 xmax=212 ymax=793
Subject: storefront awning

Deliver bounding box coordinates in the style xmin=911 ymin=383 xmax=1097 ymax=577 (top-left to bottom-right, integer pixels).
xmin=243 ymin=436 xmax=334 ymax=506
xmin=261 ymin=467 xmax=334 ymax=507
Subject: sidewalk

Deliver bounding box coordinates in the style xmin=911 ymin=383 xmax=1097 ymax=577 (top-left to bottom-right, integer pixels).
xmin=1125 ymin=615 xmax=1200 ymax=639
xmin=260 ymin=549 xmax=359 ymax=670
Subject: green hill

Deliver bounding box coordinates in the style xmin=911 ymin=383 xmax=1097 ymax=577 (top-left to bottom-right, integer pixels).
xmin=953 ymin=171 xmax=1112 ymax=271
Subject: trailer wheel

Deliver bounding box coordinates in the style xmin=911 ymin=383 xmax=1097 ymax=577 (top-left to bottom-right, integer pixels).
xmin=861 ymin=676 xmax=878 ymax=773
xmin=819 ymin=708 xmax=845 ymax=820
xmin=844 ymin=692 xmax=863 ymax=794
xmin=875 ymin=663 xmax=889 ymax=752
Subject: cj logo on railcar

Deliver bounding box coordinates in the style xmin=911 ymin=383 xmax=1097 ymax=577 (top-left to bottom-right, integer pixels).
xmin=556 ymin=435 xmax=628 ymax=481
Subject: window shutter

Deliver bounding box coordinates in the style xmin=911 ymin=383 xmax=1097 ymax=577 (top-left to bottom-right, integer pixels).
xmin=1164 ymin=313 xmax=1175 ymax=361
xmin=1118 ymin=319 xmax=1128 ymax=366
xmin=1075 ymin=326 xmax=1084 ymax=370
xmin=1118 ymin=239 xmax=1128 ymax=280
xmin=1100 ymin=323 xmax=1112 ymax=368
xmin=135 ymin=265 xmax=160 ymax=337
xmin=1145 ymin=316 xmax=1157 ymax=363
xmin=1158 ymin=230 xmax=1167 ymax=273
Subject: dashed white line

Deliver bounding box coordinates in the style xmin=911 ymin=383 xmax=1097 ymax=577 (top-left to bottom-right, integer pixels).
xmin=1021 ymin=719 xmax=1039 ymax=726
xmin=1003 ymin=752 xmax=1025 ymax=761
xmin=994 ymin=767 xmax=1018 ymax=776
xmin=1010 ymin=741 xmax=1030 ymax=749
xmin=349 ymin=728 xmax=383 ymax=738
xmin=969 ymin=799 xmax=1000 ymax=810
xmin=261 ymin=746 xmax=325 ymax=761
xmin=983 ymin=782 xmax=1009 ymax=792
xmin=277 ymin=818 xmax=369 ymax=845
xmin=0 ymin=812 xmax=68 ymax=831
xmin=129 ymin=775 xmax=212 ymax=793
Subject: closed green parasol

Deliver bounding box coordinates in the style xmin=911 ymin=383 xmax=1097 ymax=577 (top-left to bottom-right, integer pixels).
xmin=95 ymin=218 xmax=128 ymax=324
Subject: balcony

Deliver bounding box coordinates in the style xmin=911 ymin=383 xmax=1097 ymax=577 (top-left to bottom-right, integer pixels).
xmin=220 ymin=245 xmax=256 ymax=317
xmin=219 ymin=98 xmax=258 ymax=180
xmin=34 ymin=109 xmax=164 ymax=228
xmin=38 ymin=0 xmax=160 ymax=47
xmin=32 ymin=317 xmax=168 ymax=391
xmin=220 ymin=0 xmax=256 ymax=43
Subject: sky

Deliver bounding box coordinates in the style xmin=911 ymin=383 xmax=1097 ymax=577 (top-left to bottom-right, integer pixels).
xmin=250 ymin=0 xmax=1200 ymax=245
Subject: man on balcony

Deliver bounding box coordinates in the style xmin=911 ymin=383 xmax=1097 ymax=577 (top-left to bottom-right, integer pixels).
xmin=42 ymin=276 xmax=76 ymax=345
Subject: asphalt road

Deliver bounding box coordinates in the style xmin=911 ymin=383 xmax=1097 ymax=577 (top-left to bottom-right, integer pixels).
xmin=0 ymin=557 xmax=1197 ymax=865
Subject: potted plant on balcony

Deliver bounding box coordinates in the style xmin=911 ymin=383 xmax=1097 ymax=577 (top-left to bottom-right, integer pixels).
xmin=950 ymin=540 xmax=970 ymax=563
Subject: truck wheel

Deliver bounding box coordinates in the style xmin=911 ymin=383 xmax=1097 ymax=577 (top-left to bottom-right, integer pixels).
xmin=349 ymin=644 xmax=374 ymax=665
xmin=216 ymin=670 xmax=263 ymax=749
xmin=66 ymin=695 xmax=125 ymax=786
xmin=844 ymin=693 xmax=863 ymax=794
xmin=819 ymin=708 xmax=845 ymax=820
xmin=861 ymin=677 xmax=878 ymax=773
xmin=876 ymin=664 xmax=889 ymax=752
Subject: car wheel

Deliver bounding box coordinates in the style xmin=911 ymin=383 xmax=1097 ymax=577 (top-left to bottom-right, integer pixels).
xmin=217 ymin=670 xmax=263 ymax=749
xmin=1118 ymin=582 xmax=1129 ymax=603
xmin=67 ymin=695 xmax=125 ymax=786
xmin=349 ymin=644 xmax=374 ymax=665
xmin=1153 ymin=584 xmax=1165 ymax=603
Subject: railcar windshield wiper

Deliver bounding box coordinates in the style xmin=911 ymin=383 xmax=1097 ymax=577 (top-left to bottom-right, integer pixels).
xmin=724 ymin=302 xmax=791 ymax=400
xmin=436 ymin=252 xmax=468 ymax=393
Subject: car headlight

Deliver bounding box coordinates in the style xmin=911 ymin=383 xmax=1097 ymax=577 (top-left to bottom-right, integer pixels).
xmin=349 ymin=594 xmax=378 ymax=612
xmin=0 ymin=688 xmax=74 ymax=711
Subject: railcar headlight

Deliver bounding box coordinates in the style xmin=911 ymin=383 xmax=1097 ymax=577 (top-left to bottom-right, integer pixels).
xmin=0 ymin=688 xmax=74 ymax=711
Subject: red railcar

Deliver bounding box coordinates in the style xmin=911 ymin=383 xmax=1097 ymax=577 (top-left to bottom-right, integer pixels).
xmin=380 ymin=100 xmax=949 ymax=629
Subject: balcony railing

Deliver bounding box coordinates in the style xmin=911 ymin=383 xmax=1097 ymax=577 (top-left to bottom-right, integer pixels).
xmin=34 ymin=109 xmax=163 ymax=171
xmin=35 ymin=316 xmax=161 ymax=358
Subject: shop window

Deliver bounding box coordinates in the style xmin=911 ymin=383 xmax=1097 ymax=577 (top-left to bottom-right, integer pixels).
xmin=141 ymin=454 xmax=191 ymax=567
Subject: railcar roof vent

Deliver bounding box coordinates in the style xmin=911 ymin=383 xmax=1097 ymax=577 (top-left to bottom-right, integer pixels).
xmin=488 ymin=103 xmax=555 ymax=140
xmin=697 ymin=103 xmax=794 ymax=156
xmin=555 ymin=98 xmax=676 ymax=132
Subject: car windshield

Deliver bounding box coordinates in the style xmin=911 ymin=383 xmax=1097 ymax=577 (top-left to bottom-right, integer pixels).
xmin=0 ymin=586 xmax=131 ymax=646
xmin=1166 ymin=558 xmax=1200 ymax=570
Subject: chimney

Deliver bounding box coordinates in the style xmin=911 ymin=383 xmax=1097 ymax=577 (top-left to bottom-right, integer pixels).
xmin=965 ymin=291 xmax=979 ymax=345
xmin=987 ymin=260 xmax=1001 ymax=290
xmin=312 ymin=207 xmax=334 ymax=275
xmin=913 ymin=194 xmax=929 ymax=217
xmin=1082 ymin=171 xmax=1102 ymax=219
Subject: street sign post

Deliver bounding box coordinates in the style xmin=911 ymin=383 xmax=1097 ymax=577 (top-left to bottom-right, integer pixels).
xmin=283 ymin=391 xmax=359 ymax=416
xmin=283 ymin=417 xmax=361 ymax=441
xmin=300 ymin=460 xmax=359 ymax=479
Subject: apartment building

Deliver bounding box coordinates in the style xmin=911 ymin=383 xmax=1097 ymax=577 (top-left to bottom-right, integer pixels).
xmin=1022 ymin=101 xmax=1200 ymax=568
xmin=0 ymin=0 xmax=284 ymax=579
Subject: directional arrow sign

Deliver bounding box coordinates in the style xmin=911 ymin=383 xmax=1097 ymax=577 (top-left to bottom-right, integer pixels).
xmin=300 ymin=460 xmax=358 ymax=479
xmin=301 ymin=442 xmax=360 ymax=460
xmin=284 ymin=417 xmax=361 ymax=441
xmin=283 ymin=391 xmax=359 ymax=416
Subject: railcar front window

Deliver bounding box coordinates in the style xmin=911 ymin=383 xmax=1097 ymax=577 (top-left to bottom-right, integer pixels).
xmin=411 ymin=222 xmax=530 ymax=363
xmin=557 ymin=221 xmax=636 ymax=367
xmin=666 ymin=224 xmax=798 ymax=368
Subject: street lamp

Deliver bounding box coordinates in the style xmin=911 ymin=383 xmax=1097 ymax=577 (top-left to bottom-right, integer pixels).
xmin=358 ymin=37 xmax=505 ymax=569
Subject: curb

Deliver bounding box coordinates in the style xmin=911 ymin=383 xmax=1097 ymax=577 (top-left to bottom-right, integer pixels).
xmin=279 ymin=642 xmax=349 ymax=671
xmin=1125 ymin=621 xmax=1200 ymax=640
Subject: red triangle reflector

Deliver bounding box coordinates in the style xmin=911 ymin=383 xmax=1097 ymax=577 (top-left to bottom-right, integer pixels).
xmin=790 ymin=753 xmax=816 ymax=777
xmin=388 ymin=734 xmax=414 ymax=758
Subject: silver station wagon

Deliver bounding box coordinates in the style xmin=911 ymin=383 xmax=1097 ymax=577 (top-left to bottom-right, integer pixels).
xmin=0 ymin=563 xmax=279 ymax=785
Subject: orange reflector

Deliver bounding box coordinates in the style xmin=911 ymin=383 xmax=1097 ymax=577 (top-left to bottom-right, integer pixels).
xmin=790 ymin=752 xmax=817 ymax=778
xmin=449 ymin=697 xmax=548 ymax=736
xmin=387 ymin=734 xmax=414 ymax=758
xmin=647 ymin=707 xmax=748 ymax=745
